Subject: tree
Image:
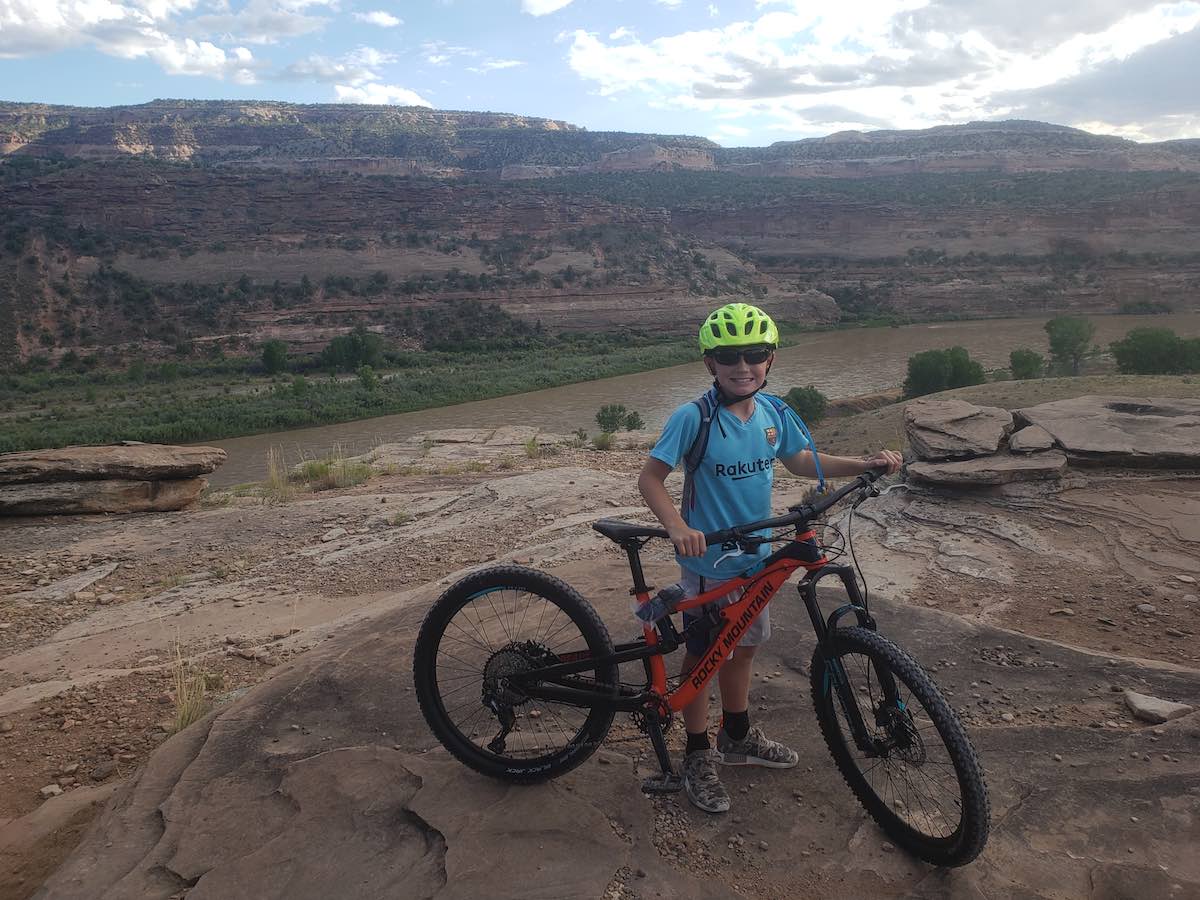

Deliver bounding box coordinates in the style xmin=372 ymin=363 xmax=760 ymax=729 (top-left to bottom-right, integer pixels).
xmin=1009 ymin=348 xmax=1044 ymax=380
xmin=784 ymin=385 xmax=829 ymax=425
xmin=944 ymin=346 xmax=985 ymax=389
xmin=261 ymin=339 xmax=289 ymax=374
xmin=1044 ymin=316 xmax=1095 ymax=375
xmin=320 ymin=326 xmax=385 ymax=372
xmin=903 ymin=346 xmax=986 ymax=398
xmin=1109 ymin=327 xmax=1200 ymax=375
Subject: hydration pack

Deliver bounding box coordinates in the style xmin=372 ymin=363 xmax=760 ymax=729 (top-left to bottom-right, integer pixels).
xmin=679 ymin=387 xmax=824 ymax=519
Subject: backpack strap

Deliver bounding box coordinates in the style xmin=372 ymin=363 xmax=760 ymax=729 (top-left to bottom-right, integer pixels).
xmin=680 ymin=388 xmax=718 ymax=520
xmin=761 ymin=393 xmax=826 ymax=493
xmin=679 ymin=390 xmax=827 ymax=522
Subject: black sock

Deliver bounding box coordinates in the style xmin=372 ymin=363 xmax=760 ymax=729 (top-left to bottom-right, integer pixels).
xmin=722 ymin=709 xmax=750 ymax=741
xmin=685 ymin=730 xmax=710 ymax=755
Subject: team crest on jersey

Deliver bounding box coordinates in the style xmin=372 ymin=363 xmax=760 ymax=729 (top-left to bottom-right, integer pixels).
xmin=764 ymin=426 xmax=778 ymax=446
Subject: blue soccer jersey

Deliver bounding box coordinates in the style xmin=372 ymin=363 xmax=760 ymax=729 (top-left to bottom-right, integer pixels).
xmin=650 ymin=395 xmax=810 ymax=580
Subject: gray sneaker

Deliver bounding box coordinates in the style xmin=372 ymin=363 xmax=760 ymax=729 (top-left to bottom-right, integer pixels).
xmin=682 ymin=749 xmax=731 ymax=814
xmin=716 ymin=725 xmax=800 ymax=768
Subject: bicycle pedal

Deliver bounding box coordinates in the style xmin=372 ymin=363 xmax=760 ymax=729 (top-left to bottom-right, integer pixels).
xmin=641 ymin=773 xmax=684 ymax=795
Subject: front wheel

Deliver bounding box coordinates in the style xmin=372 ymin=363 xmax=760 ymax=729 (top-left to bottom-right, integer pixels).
xmin=413 ymin=565 xmax=618 ymax=783
xmin=810 ymin=627 xmax=990 ymax=866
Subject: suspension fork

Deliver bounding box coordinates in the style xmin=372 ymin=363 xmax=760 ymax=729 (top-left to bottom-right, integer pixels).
xmin=800 ymin=565 xmax=896 ymax=753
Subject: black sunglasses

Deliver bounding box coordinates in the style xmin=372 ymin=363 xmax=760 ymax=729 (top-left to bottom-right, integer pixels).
xmin=708 ymin=347 xmax=773 ymax=366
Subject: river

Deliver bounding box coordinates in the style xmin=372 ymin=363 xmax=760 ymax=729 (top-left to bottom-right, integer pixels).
xmin=208 ymin=312 xmax=1200 ymax=486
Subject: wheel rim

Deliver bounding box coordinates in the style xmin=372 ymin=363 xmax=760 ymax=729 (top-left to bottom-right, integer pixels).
xmin=826 ymin=651 xmax=966 ymax=843
xmin=432 ymin=587 xmax=598 ymax=761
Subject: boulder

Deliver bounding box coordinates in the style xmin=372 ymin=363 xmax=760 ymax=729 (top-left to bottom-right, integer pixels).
xmin=0 ymin=444 xmax=225 ymax=485
xmin=1123 ymin=690 xmax=1195 ymax=724
xmin=0 ymin=478 xmax=206 ymax=516
xmin=1009 ymin=424 xmax=1056 ymax=453
xmin=1015 ymin=396 xmax=1200 ymax=467
xmin=904 ymin=398 xmax=1013 ymax=461
xmin=906 ymin=451 xmax=1068 ymax=486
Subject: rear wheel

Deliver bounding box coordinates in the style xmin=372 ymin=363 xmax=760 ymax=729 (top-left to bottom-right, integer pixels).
xmin=413 ymin=566 xmax=617 ymax=783
xmin=810 ymin=627 xmax=989 ymax=866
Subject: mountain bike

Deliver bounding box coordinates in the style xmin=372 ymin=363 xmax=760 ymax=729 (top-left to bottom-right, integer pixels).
xmin=412 ymin=470 xmax=990 ymax=866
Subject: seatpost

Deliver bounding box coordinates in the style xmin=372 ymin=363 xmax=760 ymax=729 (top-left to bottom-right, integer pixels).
xmin=623 ymin=541 xmax=650 ymax=595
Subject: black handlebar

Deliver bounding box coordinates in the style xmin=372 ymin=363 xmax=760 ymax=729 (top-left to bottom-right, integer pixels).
xmin=702 ymin=468 xmax=885 ymax=546
xmin=631 ymin=468 xmax=886 ymax=547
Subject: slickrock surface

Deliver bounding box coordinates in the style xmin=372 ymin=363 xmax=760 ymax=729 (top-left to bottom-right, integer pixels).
xmin=4 ymin=437 xmax=1200 ymax=898
xmin=0 ymin=445 xmax=226 ymax=484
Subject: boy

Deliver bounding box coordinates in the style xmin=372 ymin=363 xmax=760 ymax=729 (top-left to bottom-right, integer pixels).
xmin=638 ymin=302 xmax=902 ymax=813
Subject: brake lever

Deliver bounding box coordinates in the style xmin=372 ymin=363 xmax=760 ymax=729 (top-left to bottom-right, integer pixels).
xmin=851 ymin=483 xmax=881 ymax=509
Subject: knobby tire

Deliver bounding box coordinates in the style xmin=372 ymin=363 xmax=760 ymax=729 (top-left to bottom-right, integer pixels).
xmin=810 ymin=626 xmax=990 ymax=867
xmin=413 ymin=565 xmax=617 ymax=783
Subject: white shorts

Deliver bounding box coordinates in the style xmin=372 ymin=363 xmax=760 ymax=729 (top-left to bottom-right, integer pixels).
xmin=679 ymin=566 xmax=771 ymax=656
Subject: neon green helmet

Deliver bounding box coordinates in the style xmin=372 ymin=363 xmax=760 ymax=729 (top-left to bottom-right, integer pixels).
xmin=698 ymin=303 xmax=779 ymax=352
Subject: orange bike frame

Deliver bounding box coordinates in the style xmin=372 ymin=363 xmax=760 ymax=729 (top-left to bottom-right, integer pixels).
xmin=634 ymin=529 xmax=828 ymax=713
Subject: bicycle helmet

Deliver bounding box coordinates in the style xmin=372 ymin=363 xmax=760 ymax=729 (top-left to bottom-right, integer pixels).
xmin=698 ymin=303 xmax=779 ymax=353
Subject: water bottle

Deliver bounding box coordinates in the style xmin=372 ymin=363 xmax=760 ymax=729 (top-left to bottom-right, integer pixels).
xmin=634 ymin=583 xmax=686 ymax=625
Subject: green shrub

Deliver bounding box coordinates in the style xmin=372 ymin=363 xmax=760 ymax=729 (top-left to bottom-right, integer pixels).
xmin=903 ymin=346 xmax=985 ymax=398
xmin=595 ymin=405 xmax=643 ymax=431
xmin=291 ymin=453 xmax=371 ymax=491
xmin=356 ymin=365 xmax=379 ymax=391
xmin=596 ymin=404 xmax=629 ymax=432
xmin=1009 ymin=348 xmax=1044 ymax=380
xmin=592 ymin=432 xmax=616 ymax=451
xmin=784 ymin=385 xmax=828 ymax=425
xmin=1110 ymin=328 xmax=1200 ymax=374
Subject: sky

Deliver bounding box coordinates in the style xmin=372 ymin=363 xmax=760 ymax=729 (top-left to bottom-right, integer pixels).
xmin=1 ymin=1 xmax=1198 ymax=146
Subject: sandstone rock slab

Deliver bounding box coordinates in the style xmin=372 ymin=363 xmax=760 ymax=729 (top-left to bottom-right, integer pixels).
xmin=906 ymin=451 xmax=1068 ymax=486
xmin=7 ymin=562 xmax=119 ymax=603
xmin=904 ymin=398 xmax=1013 ymax=461
xmin=1015 ymin=396 xmax=1200 ymax=467
xmin=1009 ymin=424 xmax=1055 ymax=453
xmin=0 ymin=478 xmax=206 ymax=516
xmin=1124 ymin=690 xmax=1195 ymax=724
xmin=0 ymin=444 xmax=225 ymax=484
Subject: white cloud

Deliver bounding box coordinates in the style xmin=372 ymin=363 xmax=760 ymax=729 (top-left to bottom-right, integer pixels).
xmin=609 ymin=26 xmax=633 ymax=40
xmin=189 ymin=0 xmax=337 ymax=44
xmin=283 ymin=45 xmax=394 ymax=84
xmin=467 ymin=58 xmax=524 ymax=73
xmin=420 ymin=40 xmax=472 ymax=65
xmin=150 ymin=37 xmax=257 ymax=83
xmin=0 ymin=0 xmax=262 ymax=79
xmin=708 ymin=4 xmax=719 ymax=16
xmin=353 ymin=9 xmax=401 ymax=27
xmin=565 ymin=1 xmax=1200 ymax=138
xmin=656 ymin=0 xmax=684 ymax=7
xmin=334 ymin=82 xmax=431 ymax=105
xmin=520 ymin=0 xmax=574 ymax=16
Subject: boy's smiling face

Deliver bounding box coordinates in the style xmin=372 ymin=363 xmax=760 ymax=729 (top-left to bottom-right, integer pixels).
xmin=704 ymin=345 xmax=774 ymax=398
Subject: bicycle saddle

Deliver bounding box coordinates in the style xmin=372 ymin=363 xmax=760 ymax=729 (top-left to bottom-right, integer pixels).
xmin=592 ymin=518 xmax=668 ymax=543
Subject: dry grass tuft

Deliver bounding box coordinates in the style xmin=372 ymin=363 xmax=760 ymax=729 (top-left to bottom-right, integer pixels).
xmin=170 ymin=643 xmax=209 ymax=734
xmin=264 ymin=445 xmax=294 ymax=502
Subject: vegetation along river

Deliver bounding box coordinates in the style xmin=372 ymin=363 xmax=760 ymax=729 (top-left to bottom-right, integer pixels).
xmin=209 ymin=312 xmax=1200 ymax=486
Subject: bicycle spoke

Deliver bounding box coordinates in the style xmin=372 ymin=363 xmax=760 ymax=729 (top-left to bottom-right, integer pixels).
xmin=829 ymin=647 xmax=966 ymax=841
xmin=429 ymin=584 xmax=609 ymax=761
